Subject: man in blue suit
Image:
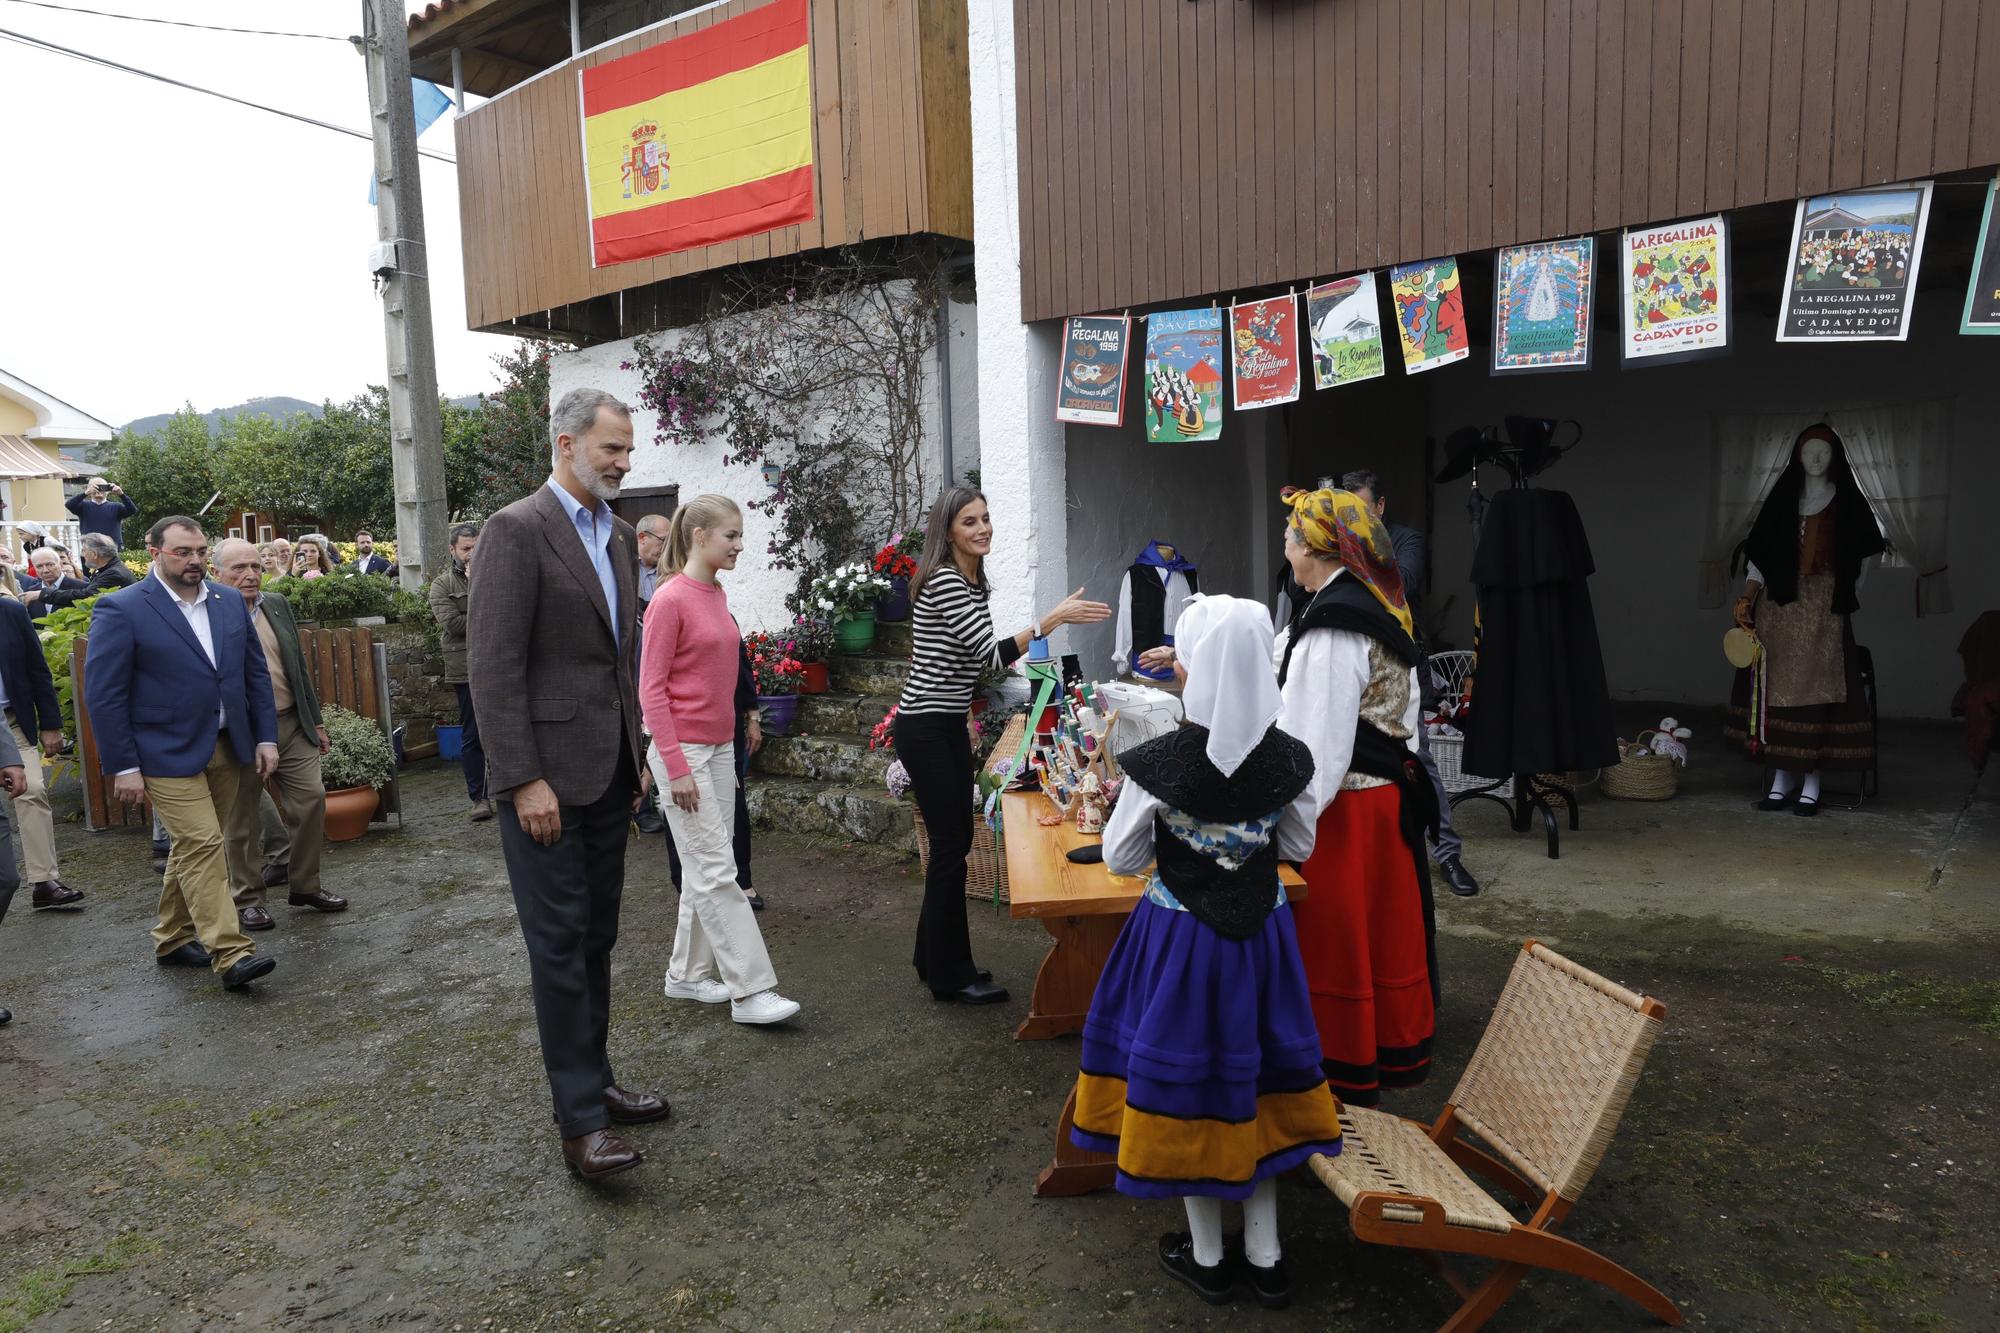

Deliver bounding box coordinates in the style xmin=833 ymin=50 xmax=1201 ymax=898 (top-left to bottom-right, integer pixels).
xmin=84 ymin=515 xmax=282 ymax=990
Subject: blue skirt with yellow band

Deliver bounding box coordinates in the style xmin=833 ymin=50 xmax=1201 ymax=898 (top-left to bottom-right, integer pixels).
xmin=1071 ymin=894 xmax=1343 ymax=1200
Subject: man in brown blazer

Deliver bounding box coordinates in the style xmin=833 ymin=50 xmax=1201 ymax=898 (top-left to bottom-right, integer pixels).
xmin=467 ymin=387 xmax=669 ymax=1180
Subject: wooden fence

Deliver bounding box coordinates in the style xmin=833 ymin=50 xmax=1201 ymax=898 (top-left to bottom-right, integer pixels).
xmin=73 ymin=626 xmax=400 ymax=832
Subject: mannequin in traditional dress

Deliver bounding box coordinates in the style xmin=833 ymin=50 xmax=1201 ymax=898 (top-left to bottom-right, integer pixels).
xmin=1726 ymin=424 xmax=1884 ymax=815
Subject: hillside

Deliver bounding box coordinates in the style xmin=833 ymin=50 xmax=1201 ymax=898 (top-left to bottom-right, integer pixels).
xmin=121 ymin=393 xmax=487 ymax=438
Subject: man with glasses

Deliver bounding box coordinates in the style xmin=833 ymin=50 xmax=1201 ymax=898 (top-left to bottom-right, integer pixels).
xmin=83 ymin=516 xmax=282 ymax=991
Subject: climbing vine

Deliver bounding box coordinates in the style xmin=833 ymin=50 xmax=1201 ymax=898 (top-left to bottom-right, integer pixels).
xmin=624 ymin=251 xmax=942 ymax=613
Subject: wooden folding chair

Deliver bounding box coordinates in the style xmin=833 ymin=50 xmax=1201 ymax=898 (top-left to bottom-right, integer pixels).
xmin=1309 ymin=940 xmax=1681 ymax=1333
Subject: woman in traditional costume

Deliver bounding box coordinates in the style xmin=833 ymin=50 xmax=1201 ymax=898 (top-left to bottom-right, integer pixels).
xmin=1274 ymin=487 xmax=1438 ymax=1107
xmin=1071 ymin=595 xmax=1341 ymax=1310
xmin=1726 ymin=423 xmax=1884 ymax=814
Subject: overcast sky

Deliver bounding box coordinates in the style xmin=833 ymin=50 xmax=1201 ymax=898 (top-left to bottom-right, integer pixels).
xmin=0 ymin=1 xmax=502 ymax=428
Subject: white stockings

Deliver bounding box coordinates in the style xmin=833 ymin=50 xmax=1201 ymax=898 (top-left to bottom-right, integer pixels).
xmin=1180 ymin=1179 xmax=1282 ymax=1270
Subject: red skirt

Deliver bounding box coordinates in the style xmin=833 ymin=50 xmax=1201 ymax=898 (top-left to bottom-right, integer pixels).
xmin=1292 ymin=785 xmax=1435 ymax=1105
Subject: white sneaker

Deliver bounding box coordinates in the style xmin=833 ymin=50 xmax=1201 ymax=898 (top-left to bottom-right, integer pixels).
xmin=730 ymin=990 xmax=801 ymax=1025
xmin=663 ymin=973 xmax=730 ymax=1004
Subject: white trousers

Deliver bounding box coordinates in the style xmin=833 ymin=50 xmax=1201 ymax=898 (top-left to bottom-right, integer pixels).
xmin=650 ymin=740 xmax=777 ymax=999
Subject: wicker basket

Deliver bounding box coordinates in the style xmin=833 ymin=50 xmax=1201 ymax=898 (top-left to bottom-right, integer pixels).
xmin=1600 ymin=734 xmax=1680 ymax=801
xmin=915 ymin=807 xmax=1010 ymax=903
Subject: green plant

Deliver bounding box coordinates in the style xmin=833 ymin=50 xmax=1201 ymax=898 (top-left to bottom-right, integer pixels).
xmin=809 ymin=561 xmax=890 ymax=619
xmin=319 ymin=705 xmax=395 ymax=791
xmin=36 ymin=597 xmax=102 ymax=736
xmin=787 ymin=614 xmax=836 ymax=664
xmin=266 ymin=572 xmax=397 ymax=623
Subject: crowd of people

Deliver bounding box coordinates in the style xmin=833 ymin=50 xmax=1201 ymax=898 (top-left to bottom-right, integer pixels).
xmin=1794 ymin=226 xmax=1914 ymax=289
xmin=0 ymin=391 xmax=1451 ymax=1311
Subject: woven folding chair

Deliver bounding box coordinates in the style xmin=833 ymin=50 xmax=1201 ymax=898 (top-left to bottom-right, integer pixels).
xmin=1309 ymin=940 xmax=1680 ymax=1333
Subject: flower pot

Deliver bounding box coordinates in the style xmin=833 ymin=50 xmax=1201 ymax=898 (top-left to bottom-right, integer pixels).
xmin=758 ymin=693 xmax=801 ymax=736
xmin=324 ymin=785 xmax=378 ymax=842
xmin=798 ymin=661 xmax=831 ymax=694
xmin=875 ymin=575 xmax=912 ymax=623
xmin=835 ymin=609 xmax=878 ymax=654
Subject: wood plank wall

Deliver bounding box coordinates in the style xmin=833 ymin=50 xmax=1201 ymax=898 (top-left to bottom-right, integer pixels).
xmin=453 ymin=0 xmax=974 ymax=331
xmin=1013 ymin=0 xmax=2000 ymax=323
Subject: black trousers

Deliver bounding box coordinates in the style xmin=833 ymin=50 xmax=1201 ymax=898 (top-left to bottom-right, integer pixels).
xmin=496 ymin=757 xmax=636 ymax=1139
xmin=664 ymin=734 xmax=752 ymax=891
xmin=454 ymin=683 xmax=487 ymax=802
xmin=894 ymin=711 xmax=976 ymax=993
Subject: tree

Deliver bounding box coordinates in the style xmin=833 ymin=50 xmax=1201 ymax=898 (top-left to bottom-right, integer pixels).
xmin=304 ymin=388 xmax=395 ymax=536
xmin=111 ymin=407 xmax=221 ymax=541
xmin=446 ymin=340 xmax=552 ymax=520
xmin=216 ymin=410 xmax=316 ymax=530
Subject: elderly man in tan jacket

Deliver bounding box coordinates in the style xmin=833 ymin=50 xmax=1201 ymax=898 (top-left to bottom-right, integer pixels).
xmin=213 ymin=539 xmax=348 ymax=931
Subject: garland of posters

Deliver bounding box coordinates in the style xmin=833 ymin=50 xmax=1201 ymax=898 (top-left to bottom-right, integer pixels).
xmin=1055 ymin=315 xmax=1131 ymax=425
xmin=1142 ymin=308 xmax=1225 ymax=442
xmin=1388 ymin=258 xmax=1469 ymax=374
xmin=1620 ymin=215 xmax=1729 ymax=362
xmin=1492 ymin=238 xmax=1595 ymax=372
xmin=1305 ymin=274 xmax=1387 ymax=388
xmin=1777 ymin=182 xmax=1933 ymax=342
xmin=1962 ymin=175 xmax=2000 ymax=335
xmin=1228 ymin=296 xmax=1301 ymax=410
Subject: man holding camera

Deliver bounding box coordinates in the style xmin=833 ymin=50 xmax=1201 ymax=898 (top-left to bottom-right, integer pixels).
xmin=66 ymin=477 xmax=138 ymax=547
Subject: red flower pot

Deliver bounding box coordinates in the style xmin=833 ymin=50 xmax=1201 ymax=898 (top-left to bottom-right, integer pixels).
xmin=799 ymin=661 xmax=831 ymax=694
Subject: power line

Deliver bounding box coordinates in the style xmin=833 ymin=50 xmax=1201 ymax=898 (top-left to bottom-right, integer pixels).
xmin=0 ymin=24 xmax=456 ymax=164
xmin=0 ymin=0 xmax=347 ymax=42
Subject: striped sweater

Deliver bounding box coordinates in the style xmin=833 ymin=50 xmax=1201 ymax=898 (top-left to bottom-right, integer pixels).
xmin=897 ymin=566 xmax=1024 ymax=716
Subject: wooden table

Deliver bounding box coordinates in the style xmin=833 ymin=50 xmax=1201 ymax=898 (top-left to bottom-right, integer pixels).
xmin=1001 ymin=790 xmax=1305 ymax=1196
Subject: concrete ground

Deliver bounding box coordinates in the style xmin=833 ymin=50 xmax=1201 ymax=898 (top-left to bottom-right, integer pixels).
xmin=2 ymin=706 xmax=1996 ymax=1332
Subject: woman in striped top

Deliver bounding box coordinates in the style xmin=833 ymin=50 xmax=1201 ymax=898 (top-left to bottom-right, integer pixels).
xmin=895 ymin=486 xmax=1110 ymax=1005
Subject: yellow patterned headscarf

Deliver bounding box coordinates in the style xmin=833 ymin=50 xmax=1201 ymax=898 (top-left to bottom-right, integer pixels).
xmin=1280 ymin=486 xmax=1414 ymax=638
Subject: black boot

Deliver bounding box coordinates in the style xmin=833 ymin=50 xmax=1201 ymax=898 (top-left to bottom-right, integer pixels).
xmin=1437 ymin=854 xmax=1481 ymax=898
xmin=1157 ymin=1233 xmax=1233 ymax=1306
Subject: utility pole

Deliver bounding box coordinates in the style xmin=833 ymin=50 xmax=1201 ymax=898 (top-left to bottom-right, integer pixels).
xmin=359 ymin=0 xmax=448 ymax=592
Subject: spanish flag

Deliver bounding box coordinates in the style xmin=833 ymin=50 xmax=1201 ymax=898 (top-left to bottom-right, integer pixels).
xmin=581 ymin=0 xmax=815 ymax=267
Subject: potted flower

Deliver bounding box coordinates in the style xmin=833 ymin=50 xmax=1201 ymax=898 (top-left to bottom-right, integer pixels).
xmin=789 ymin=615 xmax=836 ymax=694
xmin=811 ymin=561 xmax=892 ymax=655
xmin=319 ymin=705 xmax=396 ymax=841
xmin=870 ymin=528 xmax=923 ymax=623
xmin=745 ymin=631 xmax=807 ymax=735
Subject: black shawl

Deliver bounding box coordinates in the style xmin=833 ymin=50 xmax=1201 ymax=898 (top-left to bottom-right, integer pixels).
xmin=1734 ymin=423 xmax=1886 ymax=616
xmin=1276 ymin=573 xmax=1422 ymax=688
xmin=1117 ymin=723 xmax=1314 ymax=941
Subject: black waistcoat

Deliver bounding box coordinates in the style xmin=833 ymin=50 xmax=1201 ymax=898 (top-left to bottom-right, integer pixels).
xmin=1126 ymin=563 xmax=1198 ymax=656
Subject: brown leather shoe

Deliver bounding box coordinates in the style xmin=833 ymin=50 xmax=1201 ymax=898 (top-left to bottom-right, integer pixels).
xmin=469 ymin=799 xmax=493 ymax=822
xmin=604 ymin=1085 xmax=671 ymax=1125
xmin=561 ymin=1129 xmax=642 ymax=1179
xmin=30 ymin=881 xmax=84 ymax=910
xmin=239 ymin=905 xmax=275 ymax=932
xmin=287 ymin=890 xmax=348 ymax=913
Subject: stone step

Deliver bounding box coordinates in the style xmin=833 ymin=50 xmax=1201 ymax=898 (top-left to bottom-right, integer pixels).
xmin=830 ymin=652 xmax=909 ymax=698
xmin=754 ymin=731 xmax=892 ymax=785
xmin=745 ymin=776 xmax=915 ymax=851
xmin=795 ymin=689 xmax=900 ymax=738
xmin=870 ymin=618 xmax=913 ymax=657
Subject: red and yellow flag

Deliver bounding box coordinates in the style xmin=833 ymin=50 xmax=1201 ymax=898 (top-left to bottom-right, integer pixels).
xmin=580 ymin=0 xmax=815 ymax=267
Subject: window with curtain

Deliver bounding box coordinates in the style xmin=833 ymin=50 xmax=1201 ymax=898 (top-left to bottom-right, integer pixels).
xmin=1703 ymin=399 xmax=1954 ymax=615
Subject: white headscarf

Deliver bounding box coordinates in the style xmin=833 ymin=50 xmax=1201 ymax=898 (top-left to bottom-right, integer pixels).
xmin=1175 ymin=594 xmax=1282 ymax=777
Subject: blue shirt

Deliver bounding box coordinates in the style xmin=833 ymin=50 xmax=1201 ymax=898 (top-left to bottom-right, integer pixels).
xmin=544 ymin=479 xmax=620 ymax=646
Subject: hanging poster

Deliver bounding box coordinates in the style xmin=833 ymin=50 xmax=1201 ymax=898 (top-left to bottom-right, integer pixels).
xmin=1620 ymin=215 xmax=1729 ymax=362
xmin=1492 ymin=238 xmax=1596 ymax=373
xmin=1961 ymin=175 xmax=2000 ymax=335
xmin=1388 ymin=258 xmax=1470 ymax=374
xmin=1055 ymin=315 xmax=1132 ymax=425
xmin=1142 ymin=308 xmax=1226 ymax=442
xmin=1228 ymin=296 xmax=1302 ymax=410
xmin=1304 ymin=274 xmax=1387 ymax=389
xmin=1777 ymin=182 xmax=1933 ymax=342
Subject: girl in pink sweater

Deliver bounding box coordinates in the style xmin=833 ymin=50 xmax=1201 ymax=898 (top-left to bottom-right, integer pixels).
xmin=639 ymin=494 xmax=798 ymax=1027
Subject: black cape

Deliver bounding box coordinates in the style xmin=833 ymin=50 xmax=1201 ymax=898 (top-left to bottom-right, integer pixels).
xmin=1733 ymin=423 xmax=1884 ymax=616
xmin=1462 ymin=487 xmax=1618 ymax=777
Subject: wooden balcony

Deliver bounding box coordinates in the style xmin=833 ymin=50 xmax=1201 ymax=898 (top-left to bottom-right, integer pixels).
xmin=430 ymin=0 xmax=972 ymax=336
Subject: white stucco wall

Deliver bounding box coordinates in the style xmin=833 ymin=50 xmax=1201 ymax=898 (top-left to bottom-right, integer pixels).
xmin=1423 ymin=304 xmax=1997 ymax=721
xmin=549 ymin=277 xmax=974 ymax=634
xmin=967 ymin=0 xmax=1069 ymax=640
